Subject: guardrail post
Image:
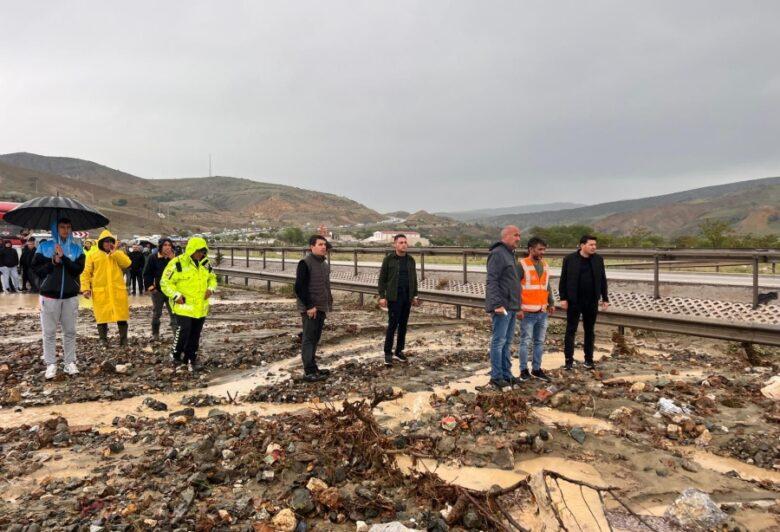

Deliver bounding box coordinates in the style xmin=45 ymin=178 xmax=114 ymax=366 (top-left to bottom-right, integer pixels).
xmin=752 ymin=256 xmax=759 ymax=309
xmin=263 ymin=249 xmax=267 ymax=270
xmin=358 ymin=293 xmax=364 ymax=306
xmin=267 ymin=280 xmax=271 ymax=292
xmin=455 ymin=304 xmax=462 ymax=319
xmin=420 ymin=252 xmax=425 ymax=280
xmin=653 ymin=254 xmax=660 ymax=299
xmin=230 ymin=247 xmax=234 ymax=266
xmin=245 ymin=248 xmax=250 ymax=267
xmin=281 ymin=249 xmax=286 ymax=271
xmin=353 ymin=250 xmax=358 ymax=276
xmin=462 ymin=252 xmax=468 ymax=284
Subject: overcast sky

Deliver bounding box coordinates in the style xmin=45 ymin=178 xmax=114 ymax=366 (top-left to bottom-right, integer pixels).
xmin=1 ymin=1 xmax=779 ymax=213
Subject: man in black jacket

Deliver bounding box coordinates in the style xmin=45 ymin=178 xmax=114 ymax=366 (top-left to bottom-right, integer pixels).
xmin=32 ymin=218 xmax=85 ymax=380
xmin=19 ymin=237 xmax=38 ymax=292
xmin=128 ymin=244 xmax=145 ymax=295
xmin=378 ymin=234 xmax=420 ymax=366
xmin=0 ymin=239 xmax=20 ymax=293
xmin=558 ymin=235 xmax=609 ymax=371
xmin=294 ymin=235 xmax=334 ymax=382
xmin=143 ymin=237 xmax=177 ymax=341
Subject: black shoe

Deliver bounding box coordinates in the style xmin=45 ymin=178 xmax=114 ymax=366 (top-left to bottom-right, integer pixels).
xmin=303 ymin=372 xmax=327 ymax=383
xmin=316 ymin=368 xmax=331 ymax=376
xmin=563 ymin=362 xmax=574 ymax=371
xmin=384 ymin=358 xmax=393 ymax=367
xmin=531 ymin=369 xmax=552 ymax=382
xmin=393 ymin=352 xmax=408 ymax=363
xmin=489 ymin=378 xmax=511 ymax=391
xmin=519 ymin=369 xmax=531 ymax=381
xmin=583 ymin=361 xmax=596 ymax=371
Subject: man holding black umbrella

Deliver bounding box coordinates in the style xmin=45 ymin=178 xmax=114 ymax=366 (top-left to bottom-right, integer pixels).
xmin=32 ymin=219 xmax=86 ymax=379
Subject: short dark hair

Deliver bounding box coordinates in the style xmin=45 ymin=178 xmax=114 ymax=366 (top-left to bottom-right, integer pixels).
xmin=394 ymin=234 xmax=407 ymax=241
xmin=579 ymin=234 xmax=598 ymax=245
xmin=527 ymin=236 xmax=547 ymax=249
xmin=309 ymin=235 xmax=327 ymax=247
xmin=27 ymin=237 xmax=36 ymax=242
xmin=57 ymin=217 xmax=72 ymax=226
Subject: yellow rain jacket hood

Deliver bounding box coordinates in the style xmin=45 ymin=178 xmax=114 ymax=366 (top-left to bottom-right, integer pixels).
xmin=81 ymin=229 xmax=132 ymax=324
xmin=160 ymin=236 xmax=217 ymax=319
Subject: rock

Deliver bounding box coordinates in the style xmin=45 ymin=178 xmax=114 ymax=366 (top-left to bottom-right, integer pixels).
xmin=760 ymin=375 xmax=780 ymax=400
xmin=171 ymin=416 xmax=189 ymax=425
xmin=169 ymin=407 xmax=195 ymax=418
xmin=121 ymin=503 xmax=137 ymax=516
xmin=368 ymin=523 xmax=418 ymax=532
xmin=630 ymin=382 xmax=646 ymax=392
xmin=463 ymin=509 xmax=482 ymax=529
xmin=5 ymin=387 xmax=22 ymax=404
xmin=208 ymin=408 xmax=228 ymax=418
xmin=100 ymin=360 xmax=116 ymax=374
xmin=492 ymin=447 xmax=514 ymax=470
xmin=222 ymin=449 xmax=235 ymax=460
xmin=290 ymin=488 xmax=315 ymax=514
xmin=271 ymin=508 xmax=297 ymax=532
xmin=143 ymin=397 xmax=168 ymax=411
xmin=681 ymin=460 xmax=700 ymax=473
xmin=306 ymin=477 xmax=328 ymax=493
xmin=218 ymin=509 xmax=232 ymax=522
xmin=570 ymin=427 xmax=586 ymax=444
xmin=437 ymin=436 xmax=456 ymax=454
xmin=108 ymin=441 xmax=125 ymax=454
xmin=608 ymin=406 xmax=634 ymax=422
xmin=666 ymin=424 xmax=681 ymax=440
xmin=695 ymin=429 xmax=712 ymax=447
xmin=356 ymin=521 xmax=369 ymax=532
xmin=532 ymin=435 xmax=545 ymax=453
xmin=664 ymin=488 xmax=728 ymax=530
xmin=114 ymin=364 xmax=129 ymax=374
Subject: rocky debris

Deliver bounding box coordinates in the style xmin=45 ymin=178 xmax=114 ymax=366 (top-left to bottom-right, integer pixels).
xmin=569 ymin=426 xmax=586 ymax=444
xmin=761 ymin=375 xmax=780 ymax=400
xmin=180 ymin=393 xmax=227 ymax=407
xmin=142 ymin=397 xmax=168 ymax=411
xmin=664 ymin=488 xmax=728 ymax=530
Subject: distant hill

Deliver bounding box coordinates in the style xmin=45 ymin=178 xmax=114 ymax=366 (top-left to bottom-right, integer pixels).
xmin=476 ymin=177 xmax=780 ymax=236
xmin=403 ymin=210 xmax=455 ymax=226
xmin=0 ymin=152 xmax=383 ymax=233
xmin=439 ymin=202 xmax=585 ymax=222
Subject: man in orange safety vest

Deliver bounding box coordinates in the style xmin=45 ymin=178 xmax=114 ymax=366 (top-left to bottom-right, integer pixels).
xmin=517 ymin=237 xmax=555 ymax=383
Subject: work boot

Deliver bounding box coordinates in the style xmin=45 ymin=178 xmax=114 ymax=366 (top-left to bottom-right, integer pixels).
xmin=303 ymin=372 xmax=327 ymax=383
xmin=118 ymin=322 xmax=128 ymax=347
xmin=384 ymin=354 xmax=393 ymax=367
xmin=98 ymin=324 xmax=109 ymax=348
xmin=393 ymin=352 xmax=408 ymax=363
xmin=152 ymin=323 xmax=160 ymax=342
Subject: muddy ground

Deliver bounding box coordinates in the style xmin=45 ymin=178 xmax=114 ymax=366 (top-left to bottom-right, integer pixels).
xmin=0 ymin=287 xmax=778 ymax=531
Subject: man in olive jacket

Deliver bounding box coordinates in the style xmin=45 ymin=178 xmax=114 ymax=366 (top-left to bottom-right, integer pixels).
xmin=378 ymin=234 xmax=420 ymax=366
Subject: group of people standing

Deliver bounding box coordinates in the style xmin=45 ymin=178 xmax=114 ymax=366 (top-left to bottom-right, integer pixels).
xmin=34 ymin=219 xmax=216 ymax=380
xmin=0 ymin=237 xmax=39 ymax=293
xmin=37 ymin=222 xmax=607 ymax=391
xmin=485 ymin=226 xmax=609 ymax=390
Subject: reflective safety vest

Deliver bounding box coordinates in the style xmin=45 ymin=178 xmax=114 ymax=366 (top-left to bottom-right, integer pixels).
xmin=519 ymin=257 xmax=549 ymax=312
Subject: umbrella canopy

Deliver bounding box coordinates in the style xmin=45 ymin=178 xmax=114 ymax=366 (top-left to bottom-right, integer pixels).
xmin=4 ymin=196 xmax=110 ymax=231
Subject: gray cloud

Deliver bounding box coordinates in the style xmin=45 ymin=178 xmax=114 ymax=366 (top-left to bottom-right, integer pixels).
xmin=1 ymin=1 xmax=779 ymax=212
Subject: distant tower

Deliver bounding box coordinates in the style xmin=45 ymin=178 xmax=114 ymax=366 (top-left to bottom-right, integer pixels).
xmin=209 ymin=154 xmax=212 ymax=177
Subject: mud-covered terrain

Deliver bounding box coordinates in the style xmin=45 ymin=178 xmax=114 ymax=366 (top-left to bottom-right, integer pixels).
xmin=0 ymin=288 xmax=778 ymax=531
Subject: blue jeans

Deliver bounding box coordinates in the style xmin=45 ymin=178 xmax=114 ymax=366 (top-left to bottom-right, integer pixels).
xmin=519 ymin=311 xmax=548 ymax=372
xmin=490 ymin=312 xmax=516 ymax=381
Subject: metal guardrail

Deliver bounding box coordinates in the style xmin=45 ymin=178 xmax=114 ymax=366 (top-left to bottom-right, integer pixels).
xmin=214 ymin=266 xmax=780 ymax=347
xmin=215 ymin=245 xmax=779 ymax=309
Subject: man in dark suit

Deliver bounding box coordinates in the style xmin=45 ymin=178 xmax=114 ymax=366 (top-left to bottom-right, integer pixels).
xmin=558 ymin=235 xmax=609 ymax=371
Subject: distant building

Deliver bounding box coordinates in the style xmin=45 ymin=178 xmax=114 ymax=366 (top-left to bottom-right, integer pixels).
xmin=363 ymin=230 xmax=429 ymax=246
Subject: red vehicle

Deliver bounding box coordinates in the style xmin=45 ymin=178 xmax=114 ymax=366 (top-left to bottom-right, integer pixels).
xmin=0 ymin=202 xmax=26 ymax=245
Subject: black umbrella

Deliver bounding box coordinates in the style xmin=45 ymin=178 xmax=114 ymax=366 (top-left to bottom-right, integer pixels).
xmin=4 ymin=196 xmax=110 ymax=231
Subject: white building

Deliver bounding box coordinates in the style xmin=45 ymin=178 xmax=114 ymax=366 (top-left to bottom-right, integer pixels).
xmin=363 ymin=230 xmax=429 ymax=246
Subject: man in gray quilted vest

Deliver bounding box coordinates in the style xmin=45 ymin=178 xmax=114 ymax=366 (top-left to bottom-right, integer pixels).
xmin=294 ymin=235 xmax=334 ymax=382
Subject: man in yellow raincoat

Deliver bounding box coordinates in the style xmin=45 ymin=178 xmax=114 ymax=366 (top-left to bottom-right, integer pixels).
xmin=160 ymin=236 xmax=217 ymax=373
xmin=81 ymin=229 xmax=132 ymax=347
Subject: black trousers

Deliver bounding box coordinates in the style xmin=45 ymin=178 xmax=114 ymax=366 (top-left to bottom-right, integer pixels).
xmin=129 ymin=271 xmax=144 ymax=294
xmin=21 ymin=267 xmax=39 ymax=291
xmin=384 ymin=292 xmax=411 ymax=358
xmin=151 ymin=290 xmax=177 ymax=336
xmin=564 ymin=301 xmax=598 ymax=364
xmin=301 ymin=311 xmax=326 ymax=375
xmin=171 ymin=316 xmax=206 ymax=363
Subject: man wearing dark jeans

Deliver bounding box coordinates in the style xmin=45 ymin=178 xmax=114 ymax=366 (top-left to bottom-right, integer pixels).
xmin=294 ymin=235 xmax=334 ymax=382
xmin=378 ymin=234 xmax=420 ymax=366
xmin=558 ymin=235 xmax=609 ymax=371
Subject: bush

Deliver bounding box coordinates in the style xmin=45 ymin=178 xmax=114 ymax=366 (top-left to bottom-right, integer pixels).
xmin=112 ymin=198 xmax=128 ymax=207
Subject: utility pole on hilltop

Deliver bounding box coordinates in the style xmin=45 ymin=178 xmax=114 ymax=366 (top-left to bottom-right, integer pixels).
xmin=209 ymin=154 xmax=212 ymax=177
